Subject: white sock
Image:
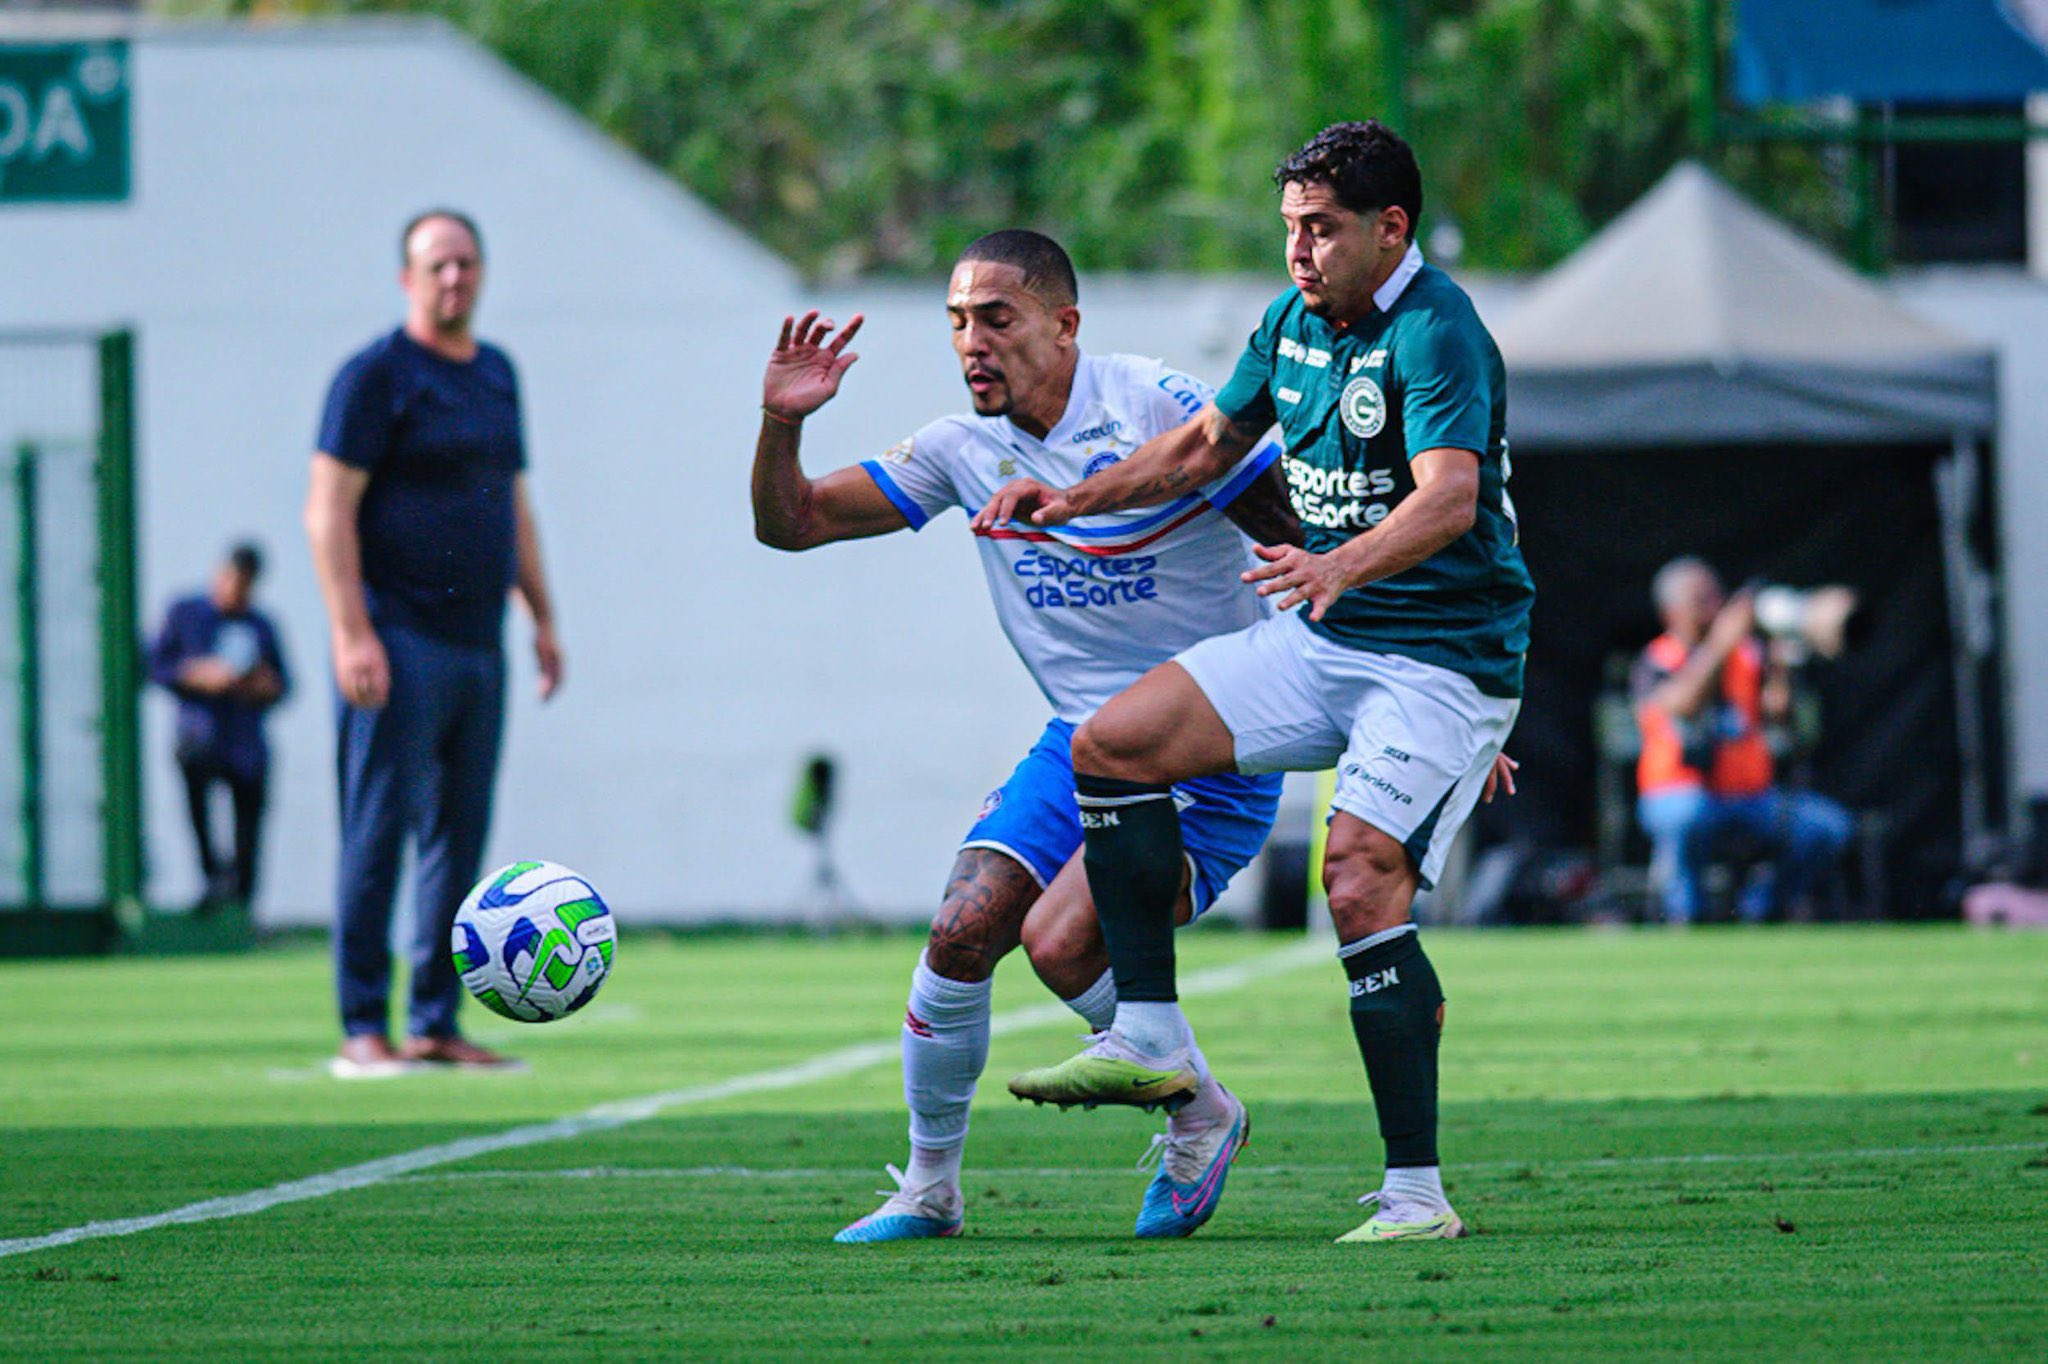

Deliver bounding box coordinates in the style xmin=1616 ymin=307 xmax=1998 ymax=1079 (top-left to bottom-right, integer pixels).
xmin=1114 ymin=999 xmax=1193 ymax=1059
xmin=1173 ymin=1071 xmax=1233 ymax=1128
xmin=900 ymin=952 xmax=990 ymax=1184
xmin=1381 ymin=1164 xmax=1448 ymax=1212
xmin=904 ymin=1143 xmax=963 ymax=1190
xmin=1062 ymin=969 xmax=1117 ymax=1032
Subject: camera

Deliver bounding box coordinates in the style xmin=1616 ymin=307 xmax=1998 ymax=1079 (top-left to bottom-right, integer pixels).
xmin=1752 ymin=584 xmax=1864 ymax=661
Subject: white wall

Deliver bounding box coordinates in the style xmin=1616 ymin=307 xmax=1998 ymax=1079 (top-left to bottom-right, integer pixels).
xmin=0 ymin=20 xmax=1019 ymax=923
xmin=1893 ymin=268 xmax=2048 ymax=811
xmin=15 ymin=17 xmax=2016 ymax=932
xmin=0 ymin=20 xmax=1325 ymax=925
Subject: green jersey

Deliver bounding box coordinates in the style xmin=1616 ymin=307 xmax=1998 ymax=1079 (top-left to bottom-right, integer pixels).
xmin=1215 ymin=248 xmax=1534 ymax=697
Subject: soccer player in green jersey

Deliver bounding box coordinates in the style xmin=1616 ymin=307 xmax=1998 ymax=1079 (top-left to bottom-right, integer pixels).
xmin=979 ymin=121 xmax=1533 ymax=1242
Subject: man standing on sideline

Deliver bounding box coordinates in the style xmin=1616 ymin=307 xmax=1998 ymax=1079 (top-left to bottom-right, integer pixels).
xmin=147 ymin=542 xmax=290 ymax=914
xmin=754 ymin=230 xmax=1299 ymax=1242
xmin=307 ymin=209 xmax=565 ymax=1078
xmin=986 ymin=122 xmax=1532 ymax=1242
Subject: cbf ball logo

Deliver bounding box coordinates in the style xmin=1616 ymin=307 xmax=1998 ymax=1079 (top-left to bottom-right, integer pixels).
xmin=1339 ymin=376 xmax=1387 ymax=439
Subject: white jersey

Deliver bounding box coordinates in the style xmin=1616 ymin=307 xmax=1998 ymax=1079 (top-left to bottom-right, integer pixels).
xmin=861 ymin=350 xmax=1281 ymax=723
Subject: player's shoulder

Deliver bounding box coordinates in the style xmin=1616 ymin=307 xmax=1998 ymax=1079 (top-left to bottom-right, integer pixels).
xmin=1396 ymin=266 xmax=1490 ymax=337
xmin=1093 ymin=352 xmax=1210 ymax=423
xmin=1391 ymin=267 xmax=1497 ymax=367
xmin=882 ymin=412 xmax=980 ymax=469
xmin=917 ymin=411 xmax=982 ymax=446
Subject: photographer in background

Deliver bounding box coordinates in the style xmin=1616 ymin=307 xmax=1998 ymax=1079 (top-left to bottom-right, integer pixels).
xmin=147 ymin=542 xmax=290 ymax=914
xmin=1632 ymin=557 xmax=1852 ymax=924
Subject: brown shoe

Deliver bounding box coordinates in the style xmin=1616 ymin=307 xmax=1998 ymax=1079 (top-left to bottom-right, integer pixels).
xmin=401 ymin=1035 xmax=525 ymax=1069
xmin=331 ymin=1034 xmax=411 ymax=1080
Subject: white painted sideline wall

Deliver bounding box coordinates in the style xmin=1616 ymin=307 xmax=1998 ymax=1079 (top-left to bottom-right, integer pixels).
xmin=1893 ymin=268 xmax=2048 ymax=818
xmin=0 ymin=18 xmax=1315 ymax=925
xmin=4 ymin=18 xmax=2036 ymax=927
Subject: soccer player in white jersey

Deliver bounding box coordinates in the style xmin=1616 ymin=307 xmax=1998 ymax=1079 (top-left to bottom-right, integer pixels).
xmin=750 ymin=230 xmax=1300 ymax=1243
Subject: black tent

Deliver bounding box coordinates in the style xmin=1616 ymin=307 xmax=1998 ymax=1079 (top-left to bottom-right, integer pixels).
xmin=1484 ymin=164 xmax=2002 ymax=915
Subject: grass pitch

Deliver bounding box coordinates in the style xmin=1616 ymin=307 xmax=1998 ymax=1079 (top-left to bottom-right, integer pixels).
xmin=3 ymin=925 xmax=2045 ymax=1360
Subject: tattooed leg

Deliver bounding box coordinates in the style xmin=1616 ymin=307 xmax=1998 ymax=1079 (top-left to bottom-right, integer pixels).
xmin=924 ymin=847 xmax=1042 ymax=983
xmin=867 ymin=848 xmax=1042 ymax=1213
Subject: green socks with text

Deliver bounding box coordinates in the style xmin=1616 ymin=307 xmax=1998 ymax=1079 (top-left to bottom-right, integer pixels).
xmin=1340 ymin=925 xmax=1444 ymax=1168
xmin=1075 ymin=773 xmax=1183 ymax=1004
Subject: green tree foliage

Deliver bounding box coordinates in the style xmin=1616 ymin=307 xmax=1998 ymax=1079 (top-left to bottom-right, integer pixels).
xmin=160 ymin=0 xmax=1837 ymax=277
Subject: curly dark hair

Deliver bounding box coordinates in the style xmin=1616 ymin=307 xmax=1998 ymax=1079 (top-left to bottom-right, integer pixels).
xmin=1274 ymin=122 xmax=1422 ymax=240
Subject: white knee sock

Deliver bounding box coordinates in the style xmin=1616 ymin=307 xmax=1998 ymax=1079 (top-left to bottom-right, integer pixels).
xmin=901 ymin=952 xmax=991 ymax=1185
xmin=1061 ymin=969 xmax=1117 ymax=1033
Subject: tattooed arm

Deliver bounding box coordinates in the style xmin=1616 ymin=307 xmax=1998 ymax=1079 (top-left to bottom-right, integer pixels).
xmin=1220 ymin=462 xmax=1304 ymax=549
xmin=971 ymin=403 xmax=1267 ymax=530
xmin=752 ymin=310 xmax=909 ymax=550
xmin=751 ymin=413 xmax=909 ymax=551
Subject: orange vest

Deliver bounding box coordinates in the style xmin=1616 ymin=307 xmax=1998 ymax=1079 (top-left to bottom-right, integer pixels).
xmin=1636 ymin=633 xmax=1773 ymax=797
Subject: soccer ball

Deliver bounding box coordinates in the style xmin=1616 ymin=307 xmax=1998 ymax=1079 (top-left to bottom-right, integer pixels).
xmin=451 ymin=860 xmax=616 ymax=1023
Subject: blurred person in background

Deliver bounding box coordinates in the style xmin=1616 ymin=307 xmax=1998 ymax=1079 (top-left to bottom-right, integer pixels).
xmin=1633 ymin=557 xmax=1851 ymax=924
xmin=147 ymin=541 xmax=290 ymax=915
xmin=306 ymin=209 xmax=564 ymax=1078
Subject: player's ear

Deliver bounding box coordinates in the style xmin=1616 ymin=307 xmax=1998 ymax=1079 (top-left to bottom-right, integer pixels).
xmin=1377 ymin=206 xmax=1411 ymax=248
xmin=1056 ymin=305 xmax=1081 ymax=345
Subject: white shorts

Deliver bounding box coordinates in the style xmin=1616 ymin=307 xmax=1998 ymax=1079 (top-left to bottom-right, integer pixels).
xmin=1174 ymin=610 xmax=1521 ymax=889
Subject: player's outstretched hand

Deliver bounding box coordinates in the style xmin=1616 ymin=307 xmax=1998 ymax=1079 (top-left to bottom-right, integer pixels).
xmin=973 ymin=477 xmax=1076 ymax=530
xmin=762 ymin=310 xmax=864 ymax=422
xmin=1242 ymin=543 xmax=1353 ymax=621
xmin=1482 ymin=753 xmax=1519 ymax=803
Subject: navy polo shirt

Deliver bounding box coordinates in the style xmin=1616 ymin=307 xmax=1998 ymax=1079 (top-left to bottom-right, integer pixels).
xmin=317 ymin=328 xmax=525 ymax=648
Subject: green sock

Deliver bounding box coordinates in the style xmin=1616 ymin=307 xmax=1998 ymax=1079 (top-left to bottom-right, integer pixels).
xmin=1075 ymin=773 xmax=1183 ymax=1003
xmin=1341 ymin=927 xmax=1444 ymax=1168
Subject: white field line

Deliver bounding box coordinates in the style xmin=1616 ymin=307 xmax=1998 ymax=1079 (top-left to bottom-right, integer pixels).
xmin=0 ymin=939 xmax=1328 ymax=1261
xmin=394 ymin=1142 xmax=2046 ymax=1186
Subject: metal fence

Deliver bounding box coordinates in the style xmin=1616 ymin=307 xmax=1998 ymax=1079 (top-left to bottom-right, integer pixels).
xmin=0 ymin=329 xmax=139 ymax=931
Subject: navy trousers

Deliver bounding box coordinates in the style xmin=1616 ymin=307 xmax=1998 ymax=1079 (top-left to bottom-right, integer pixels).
xmin=334 ymin=623 xmax=505 ymax=1040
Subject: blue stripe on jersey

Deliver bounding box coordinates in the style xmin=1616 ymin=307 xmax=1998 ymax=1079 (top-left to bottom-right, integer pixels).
xmin=1205 ymin=436 xmax=1282 ymax=510
xmin=961 ymin=493 xmax=1209 ymax=538
xmin=859 ymin=461 xmax=932 ymax=531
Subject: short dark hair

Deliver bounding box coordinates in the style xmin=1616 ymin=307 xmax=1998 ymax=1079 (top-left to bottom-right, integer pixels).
xmin=1274 ymin=121 xmax=1422 ymax=240
xmin=401 ymin=208 xmax=484 ymax=266
xmin=227 ymin=541 xmax=263 ymax=581
xmin=956 ymin=229 xmax=1078 ymax=308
